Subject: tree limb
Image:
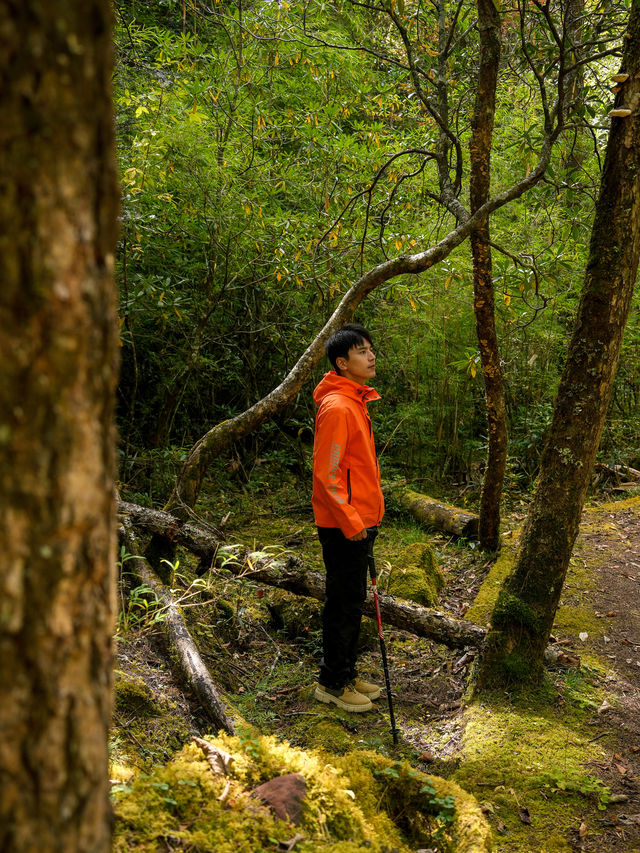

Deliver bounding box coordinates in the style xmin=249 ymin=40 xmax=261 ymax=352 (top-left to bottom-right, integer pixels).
xmin=118 ymin=516 xmax=236 ymax=734
xmin=119 ymin=501 xmax=487 ymax=650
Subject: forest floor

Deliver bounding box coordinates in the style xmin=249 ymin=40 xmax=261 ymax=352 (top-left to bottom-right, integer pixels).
xmin=112 ymin=484 xmax=640 ymax=853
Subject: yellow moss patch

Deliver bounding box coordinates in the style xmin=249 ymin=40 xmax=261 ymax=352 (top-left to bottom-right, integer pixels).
xmin=466 ymin=531 xmax=604 ymax=644
xmin=113 ymin=732 xmax=490 ymax=853
xmin=589 ymin=495 xmax=640 ymax=514
xmin=465 ymin=542 xmax=517 ymax=627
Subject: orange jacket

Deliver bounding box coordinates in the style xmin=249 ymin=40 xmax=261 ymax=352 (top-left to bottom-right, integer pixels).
xmin=311 ymin=371 xmax=385 ymax=537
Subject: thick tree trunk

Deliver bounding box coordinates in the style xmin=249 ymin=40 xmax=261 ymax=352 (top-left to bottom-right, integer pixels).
xmin=0 ymin=3 xmax=119 ymax=851
xmin=476 ymin=0 xmax=640 ymax=687
xmin=470 ymin=0 xmax=507 ymax=553
xmin=399 ymin=490 xmax=479 ymax=539
xmin=119 ymin=522 xmax=235 ymax=734
xmin=120 ymin=502 xmax=487 ymax=649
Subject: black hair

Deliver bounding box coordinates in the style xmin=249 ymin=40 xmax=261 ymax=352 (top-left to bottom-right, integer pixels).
xmin=325 ymin=323 xmax=373 ymax=373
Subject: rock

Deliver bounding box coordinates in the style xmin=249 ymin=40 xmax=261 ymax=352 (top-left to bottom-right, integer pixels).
xmin=251 ymin=773 xmax=307 ymax=825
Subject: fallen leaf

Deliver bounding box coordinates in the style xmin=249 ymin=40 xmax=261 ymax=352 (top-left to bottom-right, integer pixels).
xmin=598 ymin=700 xmax=614 ymax=714
xmin=496 ymin=820 xmax=508 ymax=834
xmin=519 ymin=807 xmax=532 ymax=825
xmin=608 ymin=793 xmax=629 ymax=804
xmin=278 ymin=832 xmax=306 ymax=851
xmin=615 ymin=763 xmax=628 ymax=775
xmin=579 ymin=632 xmax=589 ymax=642
xmin=607 ymin=611 xmax=617 ymax=617
xmin=579 ymin=821 xmax=588 ymax=838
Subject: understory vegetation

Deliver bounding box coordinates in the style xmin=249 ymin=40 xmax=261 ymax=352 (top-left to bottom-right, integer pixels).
xmin=115 ymin=0 xmax=640 ymax=501
xmin=113 ymin=471 xmax=640 ymax=852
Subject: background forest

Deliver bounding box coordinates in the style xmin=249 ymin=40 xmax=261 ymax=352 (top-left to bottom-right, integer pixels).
xmin=115 ymin=0 xmax=640 ymax=507
xmin=107 ymin=1 xmax=640 ymax=852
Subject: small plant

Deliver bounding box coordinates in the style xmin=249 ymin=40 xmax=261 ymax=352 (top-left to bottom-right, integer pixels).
xmin=542 ymin=767 xmax=612 ymax=810
xmin=118 ymin=582 xmax=166 ymax=635
xmin=420 ymin=780 xmax=456 ymax=826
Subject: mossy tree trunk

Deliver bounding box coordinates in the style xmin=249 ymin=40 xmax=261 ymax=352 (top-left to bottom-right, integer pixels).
xmin=469 ymin=0 xmax=506 ymax=553
xmin=476 ymin=0 xmax=640 ymax=687
xmin=0 ymin=2 xmax=119 ymax=851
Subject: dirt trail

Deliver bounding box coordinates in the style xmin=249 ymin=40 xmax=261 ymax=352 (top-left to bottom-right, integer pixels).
xmin=575 ymin=503 xmax=640 ymax=851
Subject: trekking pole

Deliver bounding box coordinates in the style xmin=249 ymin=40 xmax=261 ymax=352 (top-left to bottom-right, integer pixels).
xmin=366 ymin=530 xmax=399 ymax=746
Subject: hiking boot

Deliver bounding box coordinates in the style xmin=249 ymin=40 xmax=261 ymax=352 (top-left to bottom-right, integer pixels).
xmin=314 ymin=683 xmax=373 ymax=713
xmin=350 ymin=677 xmax=381 ymax=700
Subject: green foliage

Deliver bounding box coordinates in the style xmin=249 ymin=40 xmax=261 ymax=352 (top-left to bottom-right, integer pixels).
xmin=114 ymin=0 xmax=640 ymax=501
xmin=118 ymin=581 xmax=166 ymax=634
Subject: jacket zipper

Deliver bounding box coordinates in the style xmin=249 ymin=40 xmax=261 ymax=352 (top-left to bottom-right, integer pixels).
xmin=347 ymin=469 xmax=352 ymax=504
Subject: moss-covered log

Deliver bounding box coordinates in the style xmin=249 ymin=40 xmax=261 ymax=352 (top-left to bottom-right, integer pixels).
xmin=118 ymin=519 xmax=235 ymax=734
xmin=113 ymin=732 xmax=491 ymax=853
xmin=400 ymin=490 xmax=479 ymax=539
xmin=119 ymin=501 xmax=487 ymax=650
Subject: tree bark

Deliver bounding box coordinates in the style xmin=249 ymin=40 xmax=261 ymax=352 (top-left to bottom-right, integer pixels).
xmin=476 ymin=0 xmax=640 ymax=687
xmin=0 ymin=3 xmax=119 ymax=851
xmin=399 ymin=490 xmax=479 ymax=539
xmin=470 ymin=0 xmax=507 ymax=553
xmin=119 ymin=521 xmax=236 ymax=734
xmin=120 ymin=501 xmax=487 ymax=649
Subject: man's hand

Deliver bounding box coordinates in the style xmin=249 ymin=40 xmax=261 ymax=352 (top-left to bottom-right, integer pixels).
xmin=349 ymin=528 xmax=368 ymax=541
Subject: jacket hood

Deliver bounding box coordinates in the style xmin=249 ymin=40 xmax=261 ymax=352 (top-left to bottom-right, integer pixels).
xmin=313 ymin=371 xmax=380 ymax=406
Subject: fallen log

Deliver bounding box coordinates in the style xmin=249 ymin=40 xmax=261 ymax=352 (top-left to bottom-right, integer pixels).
xmin=594 ymin=462 xmax=640 ymax=482
xmin=118 ymin=516 xmax=236 ymax=735
xmin=119 ymin=500 xmax=487 ymax=650
xmin=399 ymin=489 xmax=479 ymax=539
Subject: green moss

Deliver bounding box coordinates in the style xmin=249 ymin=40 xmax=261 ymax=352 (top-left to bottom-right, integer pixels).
xmin=453 ymin=685 xmax=610 ymax=853
xmin=466 ymin=542 xmax=517 ymax=627
xmin=466 ymin=524 xmax=604 ymax=645
xmin=111 ymin=669 xmax=193 ymax=774
xmin=266 ymin=590 xmax=322 ymax=641
xmin=114 ymin=670 xmax=158 ymax=717
xmin=384 ymin=542 xmax=445 ymax=607
xmin=491 ymin=590 xmax=540 ymax=633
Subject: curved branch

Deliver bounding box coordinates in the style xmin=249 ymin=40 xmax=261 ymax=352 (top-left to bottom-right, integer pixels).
xmin=167 ymin=124 xmax=560 ymax=514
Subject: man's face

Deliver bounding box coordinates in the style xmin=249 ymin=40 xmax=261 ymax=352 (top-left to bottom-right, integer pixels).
xmin=336 ymin=339 xmax=376 ymax=385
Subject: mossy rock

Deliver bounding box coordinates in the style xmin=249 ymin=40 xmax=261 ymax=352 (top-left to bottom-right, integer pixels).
xmin=114 ymin=669 xmax=158 ymax=717
xmin=113 ymin=731 xmax=490 ymax=853
xmin=266 ymin=590 xmax=322 ymax=641
xmin=384 ymin=542 xmax=445 ymax=607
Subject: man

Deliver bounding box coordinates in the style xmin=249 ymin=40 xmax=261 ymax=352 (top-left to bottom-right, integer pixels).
xmin=312 ymin=323 xmax=385 ymax=712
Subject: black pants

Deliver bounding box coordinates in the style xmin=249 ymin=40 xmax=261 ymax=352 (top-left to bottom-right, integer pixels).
xmin=317 ymin=526 xmax=376 ymax=689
